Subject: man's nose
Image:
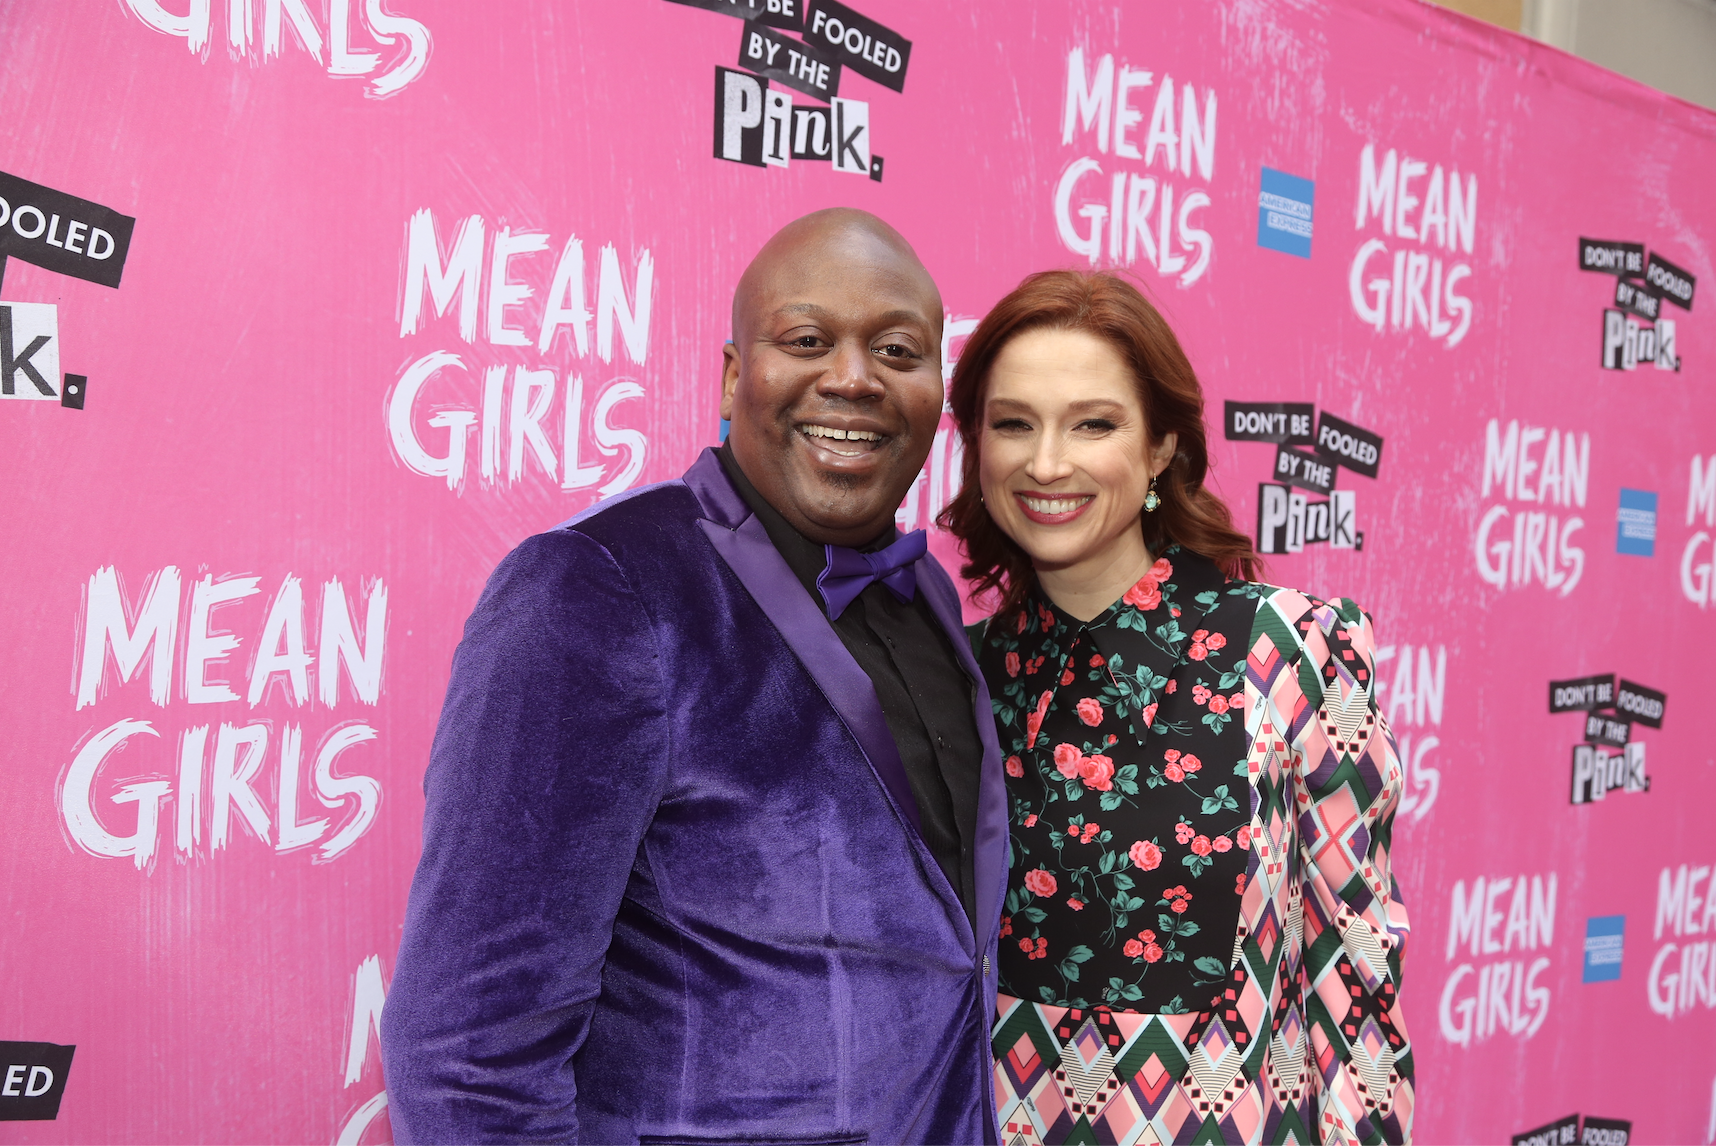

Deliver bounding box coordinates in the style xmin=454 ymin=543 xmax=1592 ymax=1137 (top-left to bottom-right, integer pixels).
xmin=816 ymin=342 xmax=884 ymax=402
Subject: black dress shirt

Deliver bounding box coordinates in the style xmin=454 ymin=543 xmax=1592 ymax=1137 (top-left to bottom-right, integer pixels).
xmin=718 ymin=444 xmax=982 ymax=926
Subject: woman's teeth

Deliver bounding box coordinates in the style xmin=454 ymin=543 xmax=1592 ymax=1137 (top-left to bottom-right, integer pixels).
xmin=1021 ymin=495 xmax=1092 ymax=514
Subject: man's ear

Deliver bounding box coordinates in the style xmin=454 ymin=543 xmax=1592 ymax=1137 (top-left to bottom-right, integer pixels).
xmin=720 ymin=342 xmax=740 ymax=422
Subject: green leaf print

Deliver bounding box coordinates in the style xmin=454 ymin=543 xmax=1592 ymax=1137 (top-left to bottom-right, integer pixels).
xmin=1193 ymin=956 xmax=1228 ymax=980
xmin=1200 ymin=784 xmax=1240 ymax=814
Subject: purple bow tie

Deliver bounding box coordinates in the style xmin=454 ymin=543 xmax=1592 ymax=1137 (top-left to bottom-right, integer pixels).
xmin=817 ymin=530 xmax=928 ymax=620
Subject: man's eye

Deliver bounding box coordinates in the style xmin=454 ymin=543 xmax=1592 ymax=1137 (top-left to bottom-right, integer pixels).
xmin=873 ymin=342 xmax=918 ymax=359
xmin=785 ymin=335 xmax=824 ymax=349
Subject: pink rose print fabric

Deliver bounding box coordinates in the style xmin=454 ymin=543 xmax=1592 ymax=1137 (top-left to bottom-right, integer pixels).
xmin=984 ymin=550 xmax=1253 ymax=1012
xmin=978 ymin=547 xmax=1413 ymax=1144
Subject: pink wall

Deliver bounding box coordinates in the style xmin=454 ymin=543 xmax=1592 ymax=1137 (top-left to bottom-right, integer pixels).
xmin=1 ymin=1 xmax=1711 ymax=1141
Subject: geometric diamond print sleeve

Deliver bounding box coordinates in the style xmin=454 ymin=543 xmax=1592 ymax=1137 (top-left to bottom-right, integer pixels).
xmin=1245 ymin=589 xmax=1414 ymax=1144
xmin=985 ymin=561 xmax=1413 ymax=1146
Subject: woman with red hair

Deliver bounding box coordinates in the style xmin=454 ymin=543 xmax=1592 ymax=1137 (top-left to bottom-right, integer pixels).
xmin=942 ymin=270 xmax=1414 ymax=1144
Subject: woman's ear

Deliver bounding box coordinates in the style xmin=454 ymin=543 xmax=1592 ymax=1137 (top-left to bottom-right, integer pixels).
xmin=1151 ymin=432 xmax=1180 ymax=477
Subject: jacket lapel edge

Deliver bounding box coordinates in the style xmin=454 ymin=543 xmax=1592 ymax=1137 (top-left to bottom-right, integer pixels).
xmin=695 ymin=516 xmax=924 ymax=838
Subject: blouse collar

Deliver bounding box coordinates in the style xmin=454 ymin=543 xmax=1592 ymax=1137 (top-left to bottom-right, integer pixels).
xmin=1024 ymin=546 xmax=1233 ymax=733
xmin=1032 ymin=546 xmax=1227 ymax=634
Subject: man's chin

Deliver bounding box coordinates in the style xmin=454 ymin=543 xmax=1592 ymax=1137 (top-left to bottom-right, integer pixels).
xmin=820 ymin=469 xmax=864 ymax=492
xmin=787 ymin=484 xmax=903 ymax=544
xmin=793 ymin=456 xmax=887 ymax=503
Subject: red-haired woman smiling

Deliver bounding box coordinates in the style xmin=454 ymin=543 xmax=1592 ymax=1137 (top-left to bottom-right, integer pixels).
xmin=942 ymin=270 xmax=1414 ymax=1144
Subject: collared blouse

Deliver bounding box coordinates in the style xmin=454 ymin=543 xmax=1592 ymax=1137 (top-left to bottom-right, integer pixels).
xmin=977 ymin=547 xmax=1414 ymax=1144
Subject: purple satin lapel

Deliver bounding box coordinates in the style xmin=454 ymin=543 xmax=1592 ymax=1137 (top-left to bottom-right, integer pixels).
xmin=695 ymin=515 xmax=923 ymax=836
xmin=915 ymin=558 xmax=1008 ymax=957
xmin=683 ymin=447 xmax=749 ymax=528
xmin=688 ymin=450 xmax=926 ymax=841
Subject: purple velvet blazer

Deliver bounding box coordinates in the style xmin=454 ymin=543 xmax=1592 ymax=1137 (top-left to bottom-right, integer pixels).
xmin=380 ymin=449 xmax=1007 ymax=1145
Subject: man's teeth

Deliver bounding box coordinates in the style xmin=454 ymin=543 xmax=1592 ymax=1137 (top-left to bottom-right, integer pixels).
xmin=801 ymin=424 xmax=882 ymax=442
xmin=1022 ymin=495 xmax=1092 ymax=515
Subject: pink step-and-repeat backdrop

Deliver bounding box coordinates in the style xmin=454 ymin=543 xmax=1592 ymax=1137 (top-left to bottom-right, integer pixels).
xmin=2 ymin=0 xmax=1711 ymax=1141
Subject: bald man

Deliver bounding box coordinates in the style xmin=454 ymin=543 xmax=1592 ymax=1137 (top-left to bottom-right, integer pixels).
xmin=382 ymin=210 xmax=1006 ymax=1145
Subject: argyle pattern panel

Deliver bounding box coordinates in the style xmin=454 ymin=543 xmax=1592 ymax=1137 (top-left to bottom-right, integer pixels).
xmin=991 ymin=589 xmax=1413 ymax=1145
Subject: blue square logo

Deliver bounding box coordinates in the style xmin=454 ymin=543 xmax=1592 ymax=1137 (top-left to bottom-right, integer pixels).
xmin=1583 ymin=915 xmax=1625 ymax=982
xmin=1258 ymin=168 xmax=1314 ymax=258
xmin=1616 ymin=488 xmax=1657 ymax=557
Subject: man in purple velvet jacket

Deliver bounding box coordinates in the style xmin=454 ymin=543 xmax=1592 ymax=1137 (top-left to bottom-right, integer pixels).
xmin=380 ymin=209 xmax=1006 ymax=1145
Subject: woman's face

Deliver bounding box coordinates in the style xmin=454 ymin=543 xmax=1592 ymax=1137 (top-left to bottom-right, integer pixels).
xmin=977 ymin=327 xmax=1177 ymax=578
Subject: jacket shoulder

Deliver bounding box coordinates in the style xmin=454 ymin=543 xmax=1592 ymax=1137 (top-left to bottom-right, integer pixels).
xmin=473 ymin=482 xmax=703 ymax=617
xmin=533 ymin=479 xmax=707 ymax=564
xmin=552 ymin=479 xmax=697 ymax=539
xmin=1243 ymin=584 xmax=1375 ymax=655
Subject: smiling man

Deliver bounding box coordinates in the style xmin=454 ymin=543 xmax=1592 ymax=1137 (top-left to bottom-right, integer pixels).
xmin=381 ymin=209 xmax=1006 ymax=1146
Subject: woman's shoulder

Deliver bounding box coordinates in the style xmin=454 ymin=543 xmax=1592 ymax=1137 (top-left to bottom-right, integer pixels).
xmin=1229 ymin=580 xmax=1379 ymax=651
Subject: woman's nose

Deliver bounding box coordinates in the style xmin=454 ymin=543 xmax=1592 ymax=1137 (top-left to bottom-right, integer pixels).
xmin=1025 ymin=433 xmax=1075 ymax=484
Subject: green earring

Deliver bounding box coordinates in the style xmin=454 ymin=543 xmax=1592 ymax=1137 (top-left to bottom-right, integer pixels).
xmin=1143 ymin=474 xmax=1161 ymax=513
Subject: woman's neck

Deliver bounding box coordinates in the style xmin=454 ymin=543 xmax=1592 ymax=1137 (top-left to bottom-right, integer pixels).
xmin=1036 ymin=529 xmax=1155 ymax=623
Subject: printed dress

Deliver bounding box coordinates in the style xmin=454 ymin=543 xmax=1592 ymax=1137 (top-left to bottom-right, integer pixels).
xmin=978 ymin=547 xmax=1412 ymax=1145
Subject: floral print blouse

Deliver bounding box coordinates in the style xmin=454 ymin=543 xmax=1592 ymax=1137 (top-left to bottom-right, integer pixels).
xmin=979 ymin=548 xmax=1415 ymax=1143
xmin=984 ymin=548 xmax=1257 ymax=1013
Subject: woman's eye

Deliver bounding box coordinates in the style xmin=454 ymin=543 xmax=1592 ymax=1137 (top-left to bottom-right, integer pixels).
xmin=989 ymin=418 xmax=1031 ymax=432
xmin=1077 ymin=419 xmax=1118 ymax=432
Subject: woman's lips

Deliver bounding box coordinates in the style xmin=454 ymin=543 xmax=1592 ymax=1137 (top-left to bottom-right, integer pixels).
xmin=1014 ymin=492 xmax=1094 ymax=525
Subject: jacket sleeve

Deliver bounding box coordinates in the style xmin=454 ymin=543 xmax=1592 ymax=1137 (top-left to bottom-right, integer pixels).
xmin=1292 ymin=602 xmax=1413 ymax=1145
xmin=380 ymin=530 xmax=667 ymax=1144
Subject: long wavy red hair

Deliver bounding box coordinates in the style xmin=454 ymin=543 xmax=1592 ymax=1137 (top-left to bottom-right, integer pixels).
xmin=938 ymin=269 xmax=1260 ymax=617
